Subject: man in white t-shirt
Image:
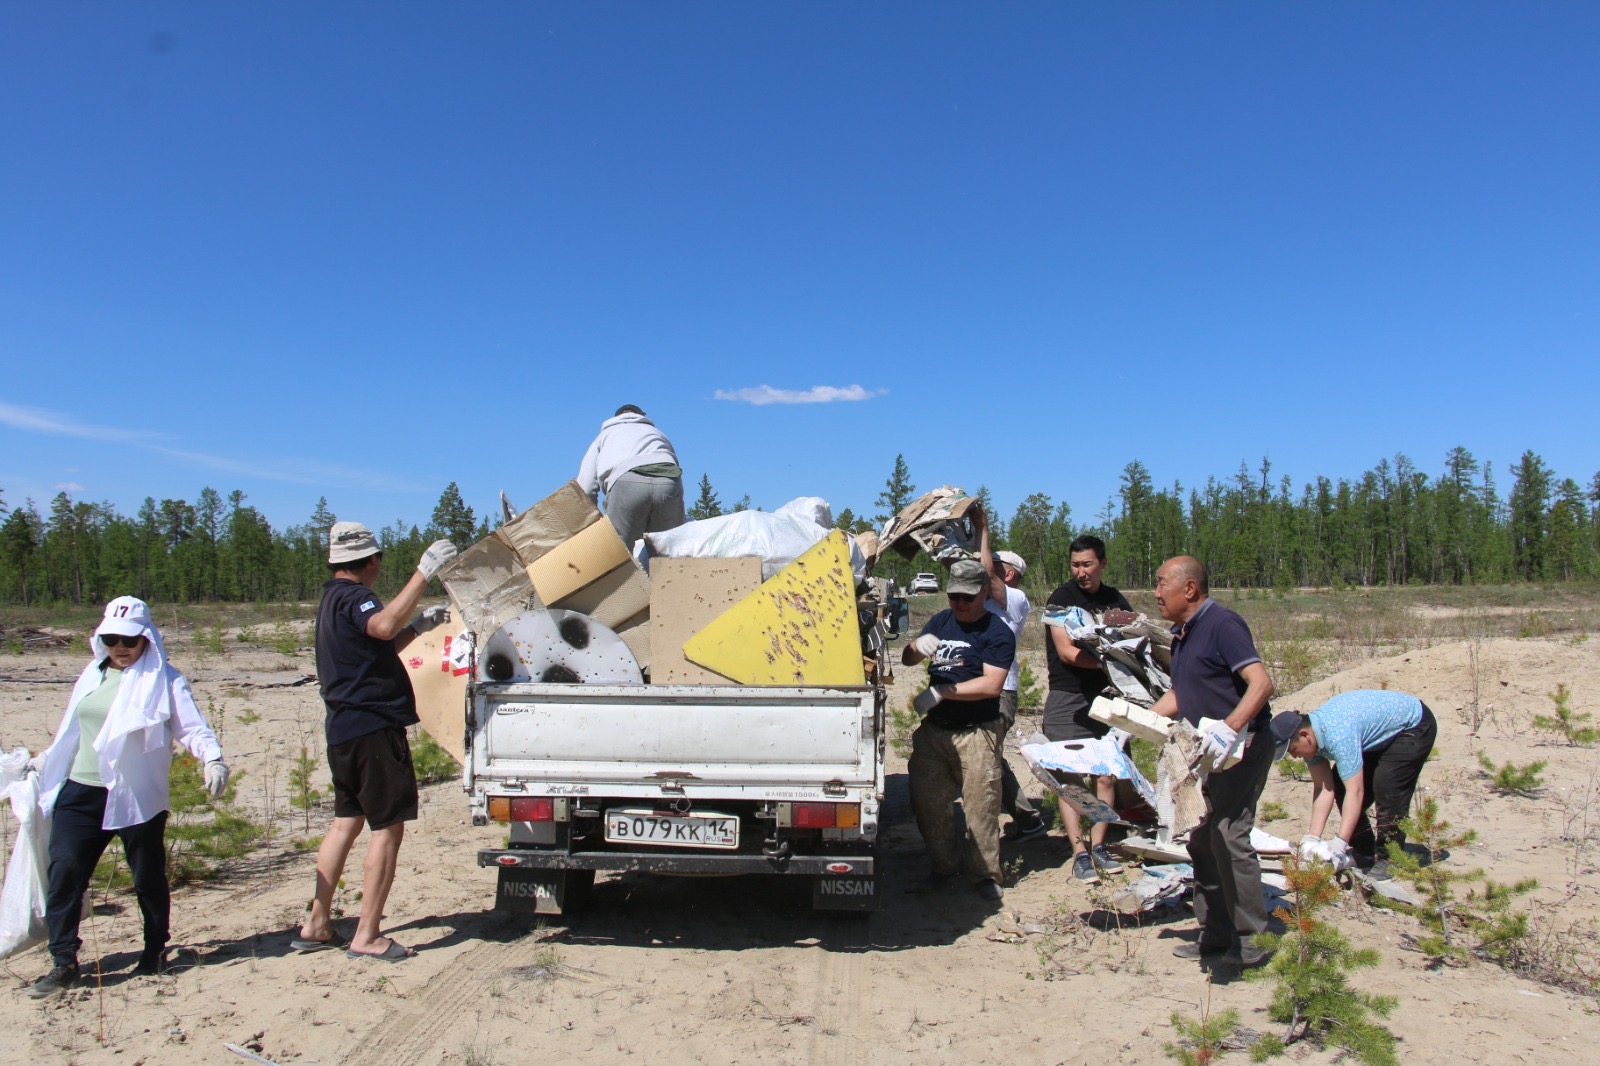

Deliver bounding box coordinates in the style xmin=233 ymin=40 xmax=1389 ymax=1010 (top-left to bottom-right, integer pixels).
xmin=975 ymin=507 xmax=1047 ymax=840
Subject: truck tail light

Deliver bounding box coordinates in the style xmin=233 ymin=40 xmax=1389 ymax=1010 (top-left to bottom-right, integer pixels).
xmin=792 ymin=802 xmax=859 ymax=829
xmin=488 ymin=796 xmax=556 ymax=822
xmin=511 ymin=797 xmax=555 ymax=822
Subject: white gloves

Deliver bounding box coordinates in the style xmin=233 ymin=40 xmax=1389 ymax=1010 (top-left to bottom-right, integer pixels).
xmin=1199 ymin=720 xmax=1238 ymax=765
xmin=27 ymin=752 xmax=45 ymax=775
xmin=411 ymin=605 xmax=451 ymax=635
xmin=1299 ymin=836 xmax=1353 ymax=871
xmin=203 ymin=759 xmax=230 ymax=798
xmin=417 ymin=539 xmax=459 ymax=581
xmin=911 ymin=634 xmax=940 ymax=658
xmin=913 ymin=685 xmax=950 ymax=716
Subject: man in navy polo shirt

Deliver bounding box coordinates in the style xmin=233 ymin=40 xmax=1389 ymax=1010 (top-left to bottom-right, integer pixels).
xmin=1150 ymin=555 xmax=1276 ymax=967
xmin=902 ymin=558 xmax=1015 ymax=903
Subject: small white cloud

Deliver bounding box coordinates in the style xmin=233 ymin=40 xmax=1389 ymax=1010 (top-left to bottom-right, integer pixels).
xmin=713 ymin=384 xmax=887 ymax=406
xmin=54 ymin=482 xmax=85 ymax=493
xmin=0 ymin=401 xmax=162 ymax=442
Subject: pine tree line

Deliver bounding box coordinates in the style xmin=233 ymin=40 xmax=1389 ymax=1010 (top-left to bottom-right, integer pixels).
xmin=1 ymin=447 xmax=1595 ymax=606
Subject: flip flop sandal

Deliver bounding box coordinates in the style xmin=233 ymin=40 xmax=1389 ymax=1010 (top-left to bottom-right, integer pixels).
xmin=346 ymin=940 xmax=412 ymax=961
xmin=290 ymin=936 xmax=346 ymax=953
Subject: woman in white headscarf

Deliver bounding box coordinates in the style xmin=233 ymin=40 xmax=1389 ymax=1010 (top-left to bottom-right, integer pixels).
xmin=26 ymin=596 xmax=229 ymax=998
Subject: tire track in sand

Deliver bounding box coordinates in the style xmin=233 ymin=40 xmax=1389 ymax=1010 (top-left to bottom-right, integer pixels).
xmin=344 ymin=936 xmax=526 ymax=1066
xmin=802 ymin=918 xmax=872 ymax=1066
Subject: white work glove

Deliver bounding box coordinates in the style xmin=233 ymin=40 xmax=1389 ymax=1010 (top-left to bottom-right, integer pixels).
xmin=1296 ymin=836 xmax=1323 ymax=863
xmin=913 ymin=685 xmax=951 ymax=716
xmin=1199 ymin=720 xmax=1238 ymax=764
xmin=27 ymin=752 xmax=46 ymax=776
xmin=417 ymin=539 xmax=459 ymax=581
xmin=911 ymin=634 xmax=940 ymax=658
xmin=410 ymin=605 xmax=451 ymax=635
xmin=1323 ymin=836 xmax=1353 ymax=871
xmin=203 ymin=759 xmax=230 ymax=798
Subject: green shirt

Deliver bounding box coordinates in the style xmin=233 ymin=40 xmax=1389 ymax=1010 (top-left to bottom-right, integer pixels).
xmin=70 ymin=667 xmax=123 ymax=788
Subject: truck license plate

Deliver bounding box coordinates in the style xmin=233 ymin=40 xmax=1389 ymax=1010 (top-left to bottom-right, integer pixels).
xmin=604 ymin=809 xmax=739 ymax=849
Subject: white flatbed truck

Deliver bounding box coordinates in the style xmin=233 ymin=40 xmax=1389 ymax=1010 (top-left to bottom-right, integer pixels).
xmin=468 ymin=680 xmax=886 ymax=915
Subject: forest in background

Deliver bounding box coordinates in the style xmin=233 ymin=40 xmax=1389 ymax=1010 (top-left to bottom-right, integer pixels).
xmin=1 ymin=445 xmax=1596 ymax=608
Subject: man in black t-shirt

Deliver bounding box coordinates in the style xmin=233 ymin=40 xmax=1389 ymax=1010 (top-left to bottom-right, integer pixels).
xmin=296 ymin=521 xmax=456 ymax=961
xmin=1043 ymin=534 xmax=1133 ymax=883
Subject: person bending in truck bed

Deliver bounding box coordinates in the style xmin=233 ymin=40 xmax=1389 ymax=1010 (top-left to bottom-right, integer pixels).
xmin=902 ymin=557 xmax=1015 ymax=903
xmin=577 ymin=404 xmax=685 ymax=552
xmin=295 ymin=521 xmax=455 ymax=961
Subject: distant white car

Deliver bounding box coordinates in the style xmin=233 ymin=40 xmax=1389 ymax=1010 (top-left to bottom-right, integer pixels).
xmin=909 ymin=572 xmax=940 ymax=595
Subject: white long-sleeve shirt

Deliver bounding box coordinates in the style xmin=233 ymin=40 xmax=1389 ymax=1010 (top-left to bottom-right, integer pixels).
xmin=577 ymin=411 xmax=680 ymax=501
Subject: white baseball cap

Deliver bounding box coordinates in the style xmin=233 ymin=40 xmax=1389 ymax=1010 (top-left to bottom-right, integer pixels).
xmin=96 ymin=595 xmax=152 ymax=639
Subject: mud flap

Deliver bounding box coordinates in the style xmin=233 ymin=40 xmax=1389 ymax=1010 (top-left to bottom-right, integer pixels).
xmin=495 ymin=867 xmax=594 ymax=915
xmin=812 ymin=874 xmax=879 ymax=912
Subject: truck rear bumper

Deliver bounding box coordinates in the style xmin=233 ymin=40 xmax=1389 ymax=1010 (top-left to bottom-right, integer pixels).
xmin=478 ymin=848 xmax=875 ymax=877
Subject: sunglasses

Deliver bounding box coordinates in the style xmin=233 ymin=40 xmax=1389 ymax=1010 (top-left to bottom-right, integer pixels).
xmin=101 ymin=634 xmax=144 ymax=649
xmin=947 ymin=592 xmax=980 ymax=603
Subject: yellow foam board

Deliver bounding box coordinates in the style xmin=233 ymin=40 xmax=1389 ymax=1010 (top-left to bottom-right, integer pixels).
xmin=682 ymin=531 xmax=864 ymax=687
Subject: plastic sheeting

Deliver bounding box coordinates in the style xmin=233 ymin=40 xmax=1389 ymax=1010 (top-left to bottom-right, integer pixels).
xmin=640 ymin=497 xmax=867 ymax=581
xmin=0 ymin=749 xmax=50 ymax=959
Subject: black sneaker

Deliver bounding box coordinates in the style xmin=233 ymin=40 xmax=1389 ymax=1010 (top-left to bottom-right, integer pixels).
xmin=975 ymin=879 xmax=1004 ymax=902
xmin=28 ymin=964 xmax=79 ymax=999
xmin=1366 ymin=858 xmax=1394 ymax=882
xmin=1090 ymin=844 xmax=1124 ymax=874
xmin=1007 ymin=818 xmax=1049 ymax=841
xmin=1226 ymin=943 xmax=1273 ymax=968
xmin=1071 ymin=850 xmax=1100 ymax=884
xmin=134 ymin=947 xmax=167 ymax=976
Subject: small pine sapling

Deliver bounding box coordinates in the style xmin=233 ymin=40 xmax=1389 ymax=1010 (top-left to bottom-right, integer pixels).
xmin=410 ymin=728 xmax=462 ymax=785
xmin=164 ymin=753 xmax=264 ymax=884
xmin=1477 ymin=751 xmax=1546 ymax=795
xmin=288 ymin=741 xmax=323 ymax=833
xmin=1388 ymin=797 xmax=1538 ymax=969
xmin=1016 ymin=659 xmax=1046 ymax=714
xmin=1164 ymin=986 xmax=1240 ymax=1066
xmin=1248 ymin=856 xmax=1397 ymax=1066
xmin=1533 ymin=683 xmax=1599 ymax=746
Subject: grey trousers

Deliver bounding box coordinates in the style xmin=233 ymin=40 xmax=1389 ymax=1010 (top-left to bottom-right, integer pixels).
xmin=1187 ymin=723 xmax=1274 ymax=945
xmin=909 ymin=718 xmax=1005 ymax=883
xmin=604 ymin=470 xmax=685 ymax=550
xmin=997 ymin=690 xmax=1040 ymax=824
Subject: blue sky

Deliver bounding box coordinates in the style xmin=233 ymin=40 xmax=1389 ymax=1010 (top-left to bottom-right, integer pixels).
xmin=3 ymin=3 xmax=1597 ymax=536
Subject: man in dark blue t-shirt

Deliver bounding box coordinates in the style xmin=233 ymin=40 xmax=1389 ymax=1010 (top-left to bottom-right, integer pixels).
xmin=901 ymin=558 xmax=1015 ymax=903
xmin=1150 ymin=555 xmax=1276 ymax=968
xmin=297 ymin=521 xmax=456 ymax=961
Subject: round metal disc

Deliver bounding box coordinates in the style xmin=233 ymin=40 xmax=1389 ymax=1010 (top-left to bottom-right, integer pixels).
xmin=477 ymin=608 xmax=641 ymax=684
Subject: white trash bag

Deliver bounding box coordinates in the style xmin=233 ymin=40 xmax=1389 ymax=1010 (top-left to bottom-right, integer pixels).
xmin=0 ymin=747 xmax=51 ymax=959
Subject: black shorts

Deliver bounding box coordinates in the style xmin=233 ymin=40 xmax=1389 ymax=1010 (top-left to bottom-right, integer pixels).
xmin=328 ymin=727 xmax=419 ymax=830
xmin=1042 ymin=689 xmax=1110 ymax=743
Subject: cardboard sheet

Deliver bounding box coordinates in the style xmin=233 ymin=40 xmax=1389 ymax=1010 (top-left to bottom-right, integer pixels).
xmin=401 ymin=627 xmax=471 ymax=763
xmin=497 ymin=480 xmax=602 ymax=562
xmin=649 ymin=557 xmax=764 ymax=684
xmin=438 ymin=536 xmax=543 ymax=639
xmin=527 ymin=517 xmax=633 ymax=604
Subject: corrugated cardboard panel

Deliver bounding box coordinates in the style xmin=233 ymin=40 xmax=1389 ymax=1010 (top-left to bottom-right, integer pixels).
xmin=612 ymin=609 xmax=651 ymax=675
xmin=497 ymin=480 xmax=601 ymax=562
xmin=401 ymin=626 xmax=470 ymax=763
xmin=438 ymin=536 xmax=543 ymax=638
xmin=527 ymin=518 xmax=633 ymax=605
xmin=682 ymin=532 xmax=864 ymax=687
xmin=551 ymin=559 xmax=651 ymax=628
xmin=649 ymin=557 xmax=764 ymax=684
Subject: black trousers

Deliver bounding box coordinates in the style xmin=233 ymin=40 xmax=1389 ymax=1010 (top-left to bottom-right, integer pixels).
xmin=1332 ymin=704 xmax=1438 ymax=861
xmin=45 ymin=779 xmax=170 ymax=967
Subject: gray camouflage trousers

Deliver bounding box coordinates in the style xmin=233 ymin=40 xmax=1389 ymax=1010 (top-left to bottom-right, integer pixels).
xmin=908 ymin=718 xmax=1005 ymax=884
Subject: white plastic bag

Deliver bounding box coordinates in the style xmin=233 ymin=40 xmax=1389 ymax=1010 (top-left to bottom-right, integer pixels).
xmin=0 ymin=747 xmax=51 ymax=959
xmin=641 ymin=498 xmax=866 ymax=580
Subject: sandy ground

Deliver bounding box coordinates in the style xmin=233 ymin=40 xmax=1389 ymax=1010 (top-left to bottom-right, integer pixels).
xmin=2 ymin=618 xmax=1599 ymax=1065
